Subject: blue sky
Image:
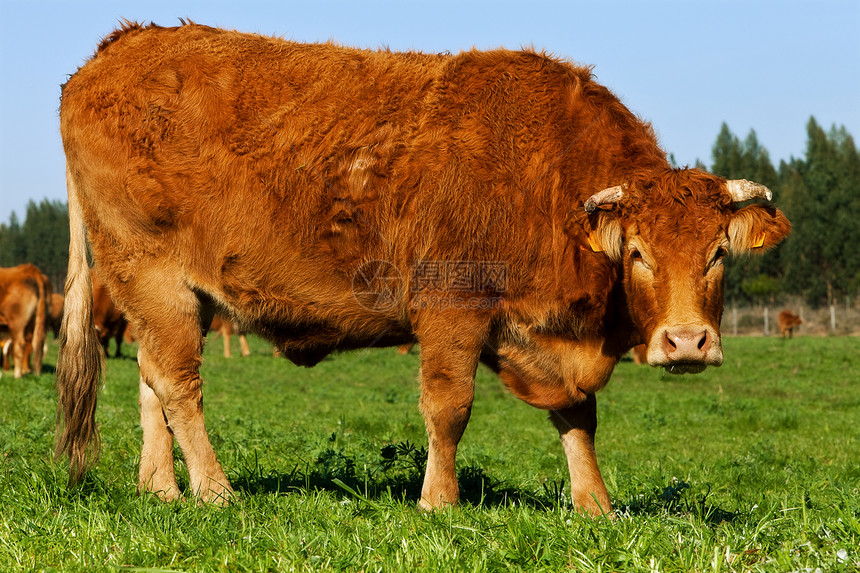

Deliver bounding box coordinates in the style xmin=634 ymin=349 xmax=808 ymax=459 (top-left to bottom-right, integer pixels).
xmin=1 ymin=0 xmax=858 ymax=224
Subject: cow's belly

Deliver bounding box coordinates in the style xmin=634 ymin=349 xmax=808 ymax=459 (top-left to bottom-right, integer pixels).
xmin=179 ymin=207 xmax=414 ymax=364
xmin=260 ymin=315 xmax=415 ymax=367
xmin=217 ymin=276 xmax=415 ymax=367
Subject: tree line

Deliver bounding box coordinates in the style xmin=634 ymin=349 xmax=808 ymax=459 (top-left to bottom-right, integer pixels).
xmin=710 ymin=117 xmax=859 ymax=308
xmin=0 ymin=199 xmax=69 ymax=291
xmin=1 ymin=116 xmax=857 ymax=308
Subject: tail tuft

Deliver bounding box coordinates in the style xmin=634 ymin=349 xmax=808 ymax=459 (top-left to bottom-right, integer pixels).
xmin=55 ymin=166 xmax=105 ymax=484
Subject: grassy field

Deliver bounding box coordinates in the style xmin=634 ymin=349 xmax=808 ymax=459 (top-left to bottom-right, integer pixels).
xmin=1 ymin=334 xmax=858 ymax=572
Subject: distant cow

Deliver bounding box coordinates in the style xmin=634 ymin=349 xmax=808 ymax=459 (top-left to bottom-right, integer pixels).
xmin=57 ymin=22 xmax=790 ymax=515
xmin=91 ymin=269 xmax=128 ymax=358
xmin=209 ymin=315 xmax=250 ymax=358
xmin=778 ymin=310 xmax=802 ymax=338
xmin=0 ymin=264 xmax=50 ymax=378
xmin=49 ymin=293 xmax=65 ymax=340
xmin=630 ymin=344 xmax=648 ymax=365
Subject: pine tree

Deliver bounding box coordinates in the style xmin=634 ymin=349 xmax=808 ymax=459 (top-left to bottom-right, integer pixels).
xmin=0 ymin=201 xmax=70 ymax=288
xmin=20 ymin=199 xmax=70 ymax=289
xmin=710 ymin=124 xmax=784 ymax=305
xmin=0 ymin=211 xmax=26 ymax=268
xmin=711 ymin=123 xmax=743 ymax=177
xmin=781 ymin=117 xmax=860 ymax=307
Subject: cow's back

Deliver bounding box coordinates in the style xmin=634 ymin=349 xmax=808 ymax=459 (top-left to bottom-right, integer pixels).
xmin=62 ymin=25 xmax=447 ymax=335
xmin=60 ymin=24 xmax=443 ymax=238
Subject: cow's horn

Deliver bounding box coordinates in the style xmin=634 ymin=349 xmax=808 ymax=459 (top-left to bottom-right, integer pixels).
xmin=726 ymin=179 xmax=772 ymax=202
xmin=584 ymin=185 xmax=624 ymax=213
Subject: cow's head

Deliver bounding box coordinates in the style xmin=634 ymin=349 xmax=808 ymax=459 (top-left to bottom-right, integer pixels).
xmin=580 ymin=169 xmax=790 ymax=374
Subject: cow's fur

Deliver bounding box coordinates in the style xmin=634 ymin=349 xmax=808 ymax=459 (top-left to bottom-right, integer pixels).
xmin=778 ymin=310 xmax=802 ymax=338
xmin=0 ymin=264 xmax=50 ymax=378
xmin=57 ymin=22 xmax=791 ymax=514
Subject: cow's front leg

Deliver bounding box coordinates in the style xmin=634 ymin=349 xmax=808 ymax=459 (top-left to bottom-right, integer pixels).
xmin=416 ymin=315 xmax=486 ymax=510
xmin=549 ymin=394 xmax=612 ymax=516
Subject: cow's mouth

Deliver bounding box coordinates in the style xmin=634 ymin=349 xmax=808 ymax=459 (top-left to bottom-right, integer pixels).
xmin=664 ymin=362 xmax=707 ymax=375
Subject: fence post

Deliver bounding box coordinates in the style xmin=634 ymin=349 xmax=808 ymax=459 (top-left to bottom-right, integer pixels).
xmin=732 ymin=306 xmax=737 ymax=336
xmin=830 ymin=304 xmax=837 ymax=333
xmin=799 ymin=306 xmax=804 ymax=335
xmin=764 ymin=307 xmax=769 ymax=336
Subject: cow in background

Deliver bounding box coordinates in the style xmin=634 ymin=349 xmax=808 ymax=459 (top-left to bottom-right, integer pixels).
xmin=57 ymin=23 xmax=791 ymax=514
xmin=0 ymin=264 xmax=50 ymax=378
xmin=778 ymin=310 xmax=802 ymax=338
xmin=630 ymin=344 xmax=648 ymax=365
xmin=49 ymin=293 xmax=65 ymax=340
xmin=209 ymin=315 xmax=250 ymax=358
xmin=91 ymin=269 xmax=128 ymax=358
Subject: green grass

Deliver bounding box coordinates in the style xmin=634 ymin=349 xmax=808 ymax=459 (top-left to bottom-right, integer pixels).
xmin=1 ymin=335 xmax=858 ymax=572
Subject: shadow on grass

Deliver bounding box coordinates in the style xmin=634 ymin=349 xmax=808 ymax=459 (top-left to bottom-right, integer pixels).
xmin=230 ymin=442 xmax=738 ymax=522
xmin=56 ymin=440 xmax=736 ymax=523
xmin=230 ymin=441 xmax=568 ymax=511
xmin=616 ymin=479 xmax=739 ymax=525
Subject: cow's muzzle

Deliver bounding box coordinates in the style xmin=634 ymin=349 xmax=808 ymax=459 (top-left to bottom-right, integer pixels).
xmin=647 ymin=324 xmax=723 ymax=374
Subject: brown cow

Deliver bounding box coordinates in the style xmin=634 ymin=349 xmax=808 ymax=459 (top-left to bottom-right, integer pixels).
xmin=778 ymin=310 xmax=802 ymax=338
xmin=91 ymin=269 xmax=128 ymax=358
xmin=49 ymin=293 xmax=65 ymax=340
xmin=209 ymin=315 xmax=250 ymax=358
xmin=56 ymin=22 xmax=790 ymax=515
xmin=630 ymin=344 xmax=648 ymax=365
xmin=0 ymin=264 xmax=50 ymax=378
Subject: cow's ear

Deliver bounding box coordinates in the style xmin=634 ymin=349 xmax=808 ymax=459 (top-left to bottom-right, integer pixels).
xmin=728 ymin=204 xmax=791 ymax=255
xmin=566 ymin=209 xmax=623 ymax=262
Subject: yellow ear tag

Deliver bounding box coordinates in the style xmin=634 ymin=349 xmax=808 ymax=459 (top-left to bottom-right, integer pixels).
xmin=587 ymin=231 xmax=603 ymax=252
xmin=752 ymin=232 xmax=766 ymax=248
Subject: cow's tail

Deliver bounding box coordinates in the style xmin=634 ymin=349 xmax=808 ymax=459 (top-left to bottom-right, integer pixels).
xmin=31 ymin=269 xmax=48 ymax=376
xmin=55 ymin=165 xmax=104 ymax=484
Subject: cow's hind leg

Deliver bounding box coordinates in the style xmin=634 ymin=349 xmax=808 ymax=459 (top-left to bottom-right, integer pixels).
xmin=221 ymin=328 xmax=232 ymax=358
xmin=12 ymin=332 xmax=27 ymax=378
xmin=138 ymin=372 xmax=179 ymax=500
xmin=114 ymin=328 xmax=125 ymax=358
xmin=238 ymin=333 xmax=250 ymax=357
xmin=550 ymin=394 xmax=612 ymax=516
xmin=129 ymin=277 xmax=230 ymax=504
xmin=1 ymin=339 xmax=10 ymax=372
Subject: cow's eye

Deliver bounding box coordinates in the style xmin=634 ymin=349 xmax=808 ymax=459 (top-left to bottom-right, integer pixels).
xmin=707 ymin=247 xmax=728 ymax=273
xmin=631 ymin=249 xmax=643 ymax=262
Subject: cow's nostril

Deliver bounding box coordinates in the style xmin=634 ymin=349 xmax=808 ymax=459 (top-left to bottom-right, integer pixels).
xmin=663 ymin=327 xmax=710 ymax=359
